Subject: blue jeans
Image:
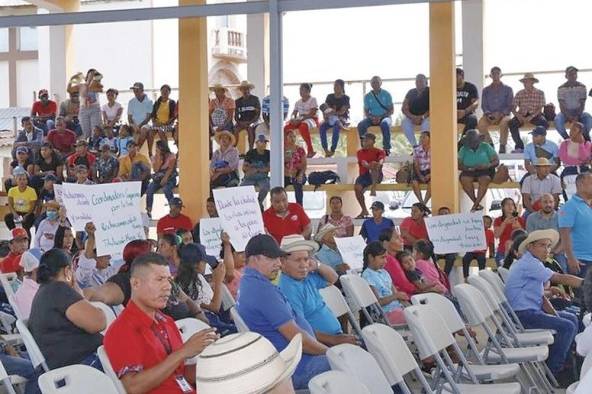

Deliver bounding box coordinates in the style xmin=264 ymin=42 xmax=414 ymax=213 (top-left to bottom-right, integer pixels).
xmin=515 ymin=309 xmax=577 ymax=375
xmin=291 ymin=355 xmax=331 ymax=390
xmin=0 ymin=353 xmax=40 ymax=394
xmin=319 ymin=121 xmax=341 ymax=152
xmin=80 ymin=352 xmax=103 ymax=372
xmin=357 ymin=117 xmax=392 ymax=151
xmin=401 ymin=116 xmax=430 ymax=146
xmin=241 ymin=174 xmax=270 ymax=205
xmin=285 ymin=176 xmax=307 ymax=206
xmin=146 ymin=174 xmax=177 ymax=212
xmin=555 ymin=112 xmax=592 ymax=140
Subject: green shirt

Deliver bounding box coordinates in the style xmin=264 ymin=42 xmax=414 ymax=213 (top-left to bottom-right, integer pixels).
xmin=459 ymin=142 xmax=495 ymax=168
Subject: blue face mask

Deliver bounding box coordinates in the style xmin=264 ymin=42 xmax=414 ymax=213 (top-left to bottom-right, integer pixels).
xmin=46 ymin=211 xmax=58 ymax=221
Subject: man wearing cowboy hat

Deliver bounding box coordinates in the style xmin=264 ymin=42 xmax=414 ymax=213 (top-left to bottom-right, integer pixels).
xmin=508 ymin=73 xmax=548 ymax=152
xmin=521 ymin=157 xmax=562 ymax=214
xmin=278 ymin=235 xmax=357 ymax=347
xmin=556 ymin=66 xmax=592 ymax=140
xmin=210 ymin=129 xmax=240 ymax=189
xmin=237 ymin=234 xmax=331 ymax=390
xmin=314 ymin=223 xmax=350 ymax=275
xmin=234 ymin=81 xmax=261 ymax=151
xmin=504 ymin=229 xmax=582 ymax=380
xmin=209 ymin=83 xmax=235 ymax=134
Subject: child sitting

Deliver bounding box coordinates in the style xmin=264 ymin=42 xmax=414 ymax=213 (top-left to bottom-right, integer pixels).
xmin=115 ymin=125 xmax=134 ymax=157
xmin=361 ymin=241 xmax=408 ymax=325
xmin=462 ymin=215 xmax=495 ymax=278
xmin=397 ymin=248 xmax=447 ymax=295
xmin=88 ymin=125 xmax=104 ymax=152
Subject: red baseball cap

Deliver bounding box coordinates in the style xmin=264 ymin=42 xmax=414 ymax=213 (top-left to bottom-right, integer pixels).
xmin=11 ymin=228 xmax=28 ymax=240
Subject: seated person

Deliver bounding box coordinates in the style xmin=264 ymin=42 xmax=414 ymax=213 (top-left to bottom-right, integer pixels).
xmin=360 ymin=201 xmax=394 ymax=243
xmin=31 ymin=89 xmax=57 ymax=133
xmin=240 ymin=132 xmax=271 ymax=206
xmin=45 ymin=117 xmax=77 ymax=157
xmin=401 ymin=74 xmax=430 ymax=147
xmin=523 ymin=126 xmax=559 ymax=175
xmin=504 ymin=229 xmax=582 ymax=379
xmin=13 ymin=117 xmax=43 ymax=161
xmin=263 ymin=187 xmax=312 ymax=244
xmin=209 ymin=84 xmax=235 ymax=135
xmin=32 ymin=143 xmax=64 ymax=189
xmin=399 ymin=203 xmax=429 ymax=250
xmin=104 ymin=252 xmax=218 ymax=394
xmin=411 ymin=131 xmax=431 ymax=205
xmin=74 ymin=164 xmax=95 ymax=185
xmin=317 ymin=196 xmax=354 ymax=238
xmin=397 ymin=250 xmax=446 ymax=295
xmin=411 ymin=240 xmax=450 ymax=294
xmin=354 ymin=133 xmax=385 ymax=218
xmin=118 ymin=140 xmax=151 ymax=195
xmin=88 ymin=125 xmax=104 ymax=152
xmin=279 ymin=234 xmax=356 ymax=347
xmin=114 ymin=124 xmax=134 ymax=157
xmin=558 ymin=122 xmax=591 ymax=181
xmin=157 ymin=197 xmax=193 ymax=238
xmin=314 ymin=223 xmax=350 ymax=275
xmin=462 ymin=215 xmax=495 ymax=278
xmin=13 ymin=248 xmax=42 ymax=320
xmin=458 ymin=130 xmax=509 ymax=212
xmin=508 ymin=73 xmax=548 ymax=152
xmin=319 ymin=79 xmax=350 ymax=157
xmin=237 ymin=234 xmax=330 ymax=390
xmin=379 ymin=228 xmax=416 ymax=298
xmin=361 ymin=241 xmax=407 ymax=325
xmin=433 ymin=206 xmax=459 ymax=276
xmin=58 ymin=92 xmax=82 ymax=136
xmin=95 ymin=142 xmax=119 ymax=184
xmin=284 ymin=83 xmax=318 ymax=158
xmin=357 ymin=76 xmax=394 ymax=155
xmin=555 ymin=66 xmax=592 ymax=141
xmin=284 ymin=130 xmax=307 ymax=206
xmin=33 ymin=200 xmax=62 ymax=251
xmin=210 ymin=130 xmax=240 ymax=189
xmin=146 ymin=141 xmax=177 ymax=218
xmin=521 ymin=158 xmax=561 ymax=214
xmin=5 ymin=168 xmax=37 ymax=233
xmin=28 ymin=249 xmax=105 ymax=370
xmin=456 ymin=68 xmax=479 ymax=133
xmin=75 ymin=222 xmax=121 ymax=289
xmin=477 ymin=67 xmax=513 ymax=151
xmin=1 ymin=229 xmax=29 ymax=274
xmin=5 ymin=148 xmax=34 ymax=192
xmin=66 ymin=139 xmax=96 ymax=181
xmin=234 ymin=80 xmax=261 ymax=151
xmin=144 ymin=84 xmax=176 ymax=156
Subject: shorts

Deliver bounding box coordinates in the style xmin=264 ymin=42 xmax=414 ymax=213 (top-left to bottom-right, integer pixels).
xmin=411 ymin=169 xmax=430 ymax=183
xmin=460 ymin=167 xmax=495 ymax=180
xmin=355 ymin=171 xmax=383 ymax=189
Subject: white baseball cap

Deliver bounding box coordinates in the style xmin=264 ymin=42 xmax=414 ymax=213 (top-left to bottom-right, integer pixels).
xmin=20 ymin=248 xmax=42 ymax=273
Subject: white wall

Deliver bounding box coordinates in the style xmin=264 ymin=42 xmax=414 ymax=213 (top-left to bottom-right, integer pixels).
xmin=0 ymin=62 xmax=8 ymax=108
xmin=16 ymin=59 xmax=38 ymax=107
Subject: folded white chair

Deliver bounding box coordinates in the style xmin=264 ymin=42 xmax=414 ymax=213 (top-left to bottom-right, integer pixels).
xmin=319 ymin=285 xmax=363 ymax=337
xmin=90 ymin=301 xmax=117 ymax=335
xmin=497 ymin=268 xmax=510 ymax=283
xmin=175 ymin=318 xmax=211 ymax=342
xmin=404 ymin=305 xmax=521 ymax=394
xmin=308 ymin=370 xmax=370 ymax=394
xmin=38 ymin=364 xmax=118 ymax=393
xmin=97 ymin=346 xmax=126 ymax=394
xmin=326 ymin=343 xmax=393 ymax=394
xmin=220 ymin=284 xmax=236 ymax=311
xmin=229 ymin=306 xmax=249 ymax=333
xmin=15 ymin=319 xmax=48 ymax=372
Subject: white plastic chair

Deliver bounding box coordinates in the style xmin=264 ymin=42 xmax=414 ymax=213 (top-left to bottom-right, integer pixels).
xmin=175 ymin=318 xmax=211 ymax=342
xmin=497 ymin=267 xmax=510 ymax=283
xmin=97 ymin=346 xmax=126 ymax=394
xmin=229 ymin=306 xmax=249 ymax=332
xmin=361 ymin=324 xmax=433 ymax=394
xmin=38 ymin=364 xmax=118 ymax=393
xmin=220 ymin=284 xmax=236 ymax=311
xmin=111 ymin=305 xmax=124 ymax=316
xmin=326 ymin=343 xmax=393 ymax=394
xmin=404 ymin=305 xmax=521 ymax=394
xmin=90 ymin=302 xmax=117 ymax=335
xmin=0 ymin=273 xmax=18 ymax=300
xmin=319 ymin=285 xmax=363 ymax=337
xmin=308 ymin=370 xmax=370 ymax=394
xmin=15 ymin=319 xmax=48 ymax=372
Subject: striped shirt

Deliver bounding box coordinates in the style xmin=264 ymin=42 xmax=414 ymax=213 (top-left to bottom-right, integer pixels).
xmin=413 ymin=144 xmax=431 ymax=171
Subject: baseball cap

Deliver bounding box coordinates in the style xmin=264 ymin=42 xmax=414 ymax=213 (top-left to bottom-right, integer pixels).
xmin=38 ymin=89 xmax=49 ymax=98
xmin=15 ymin=147 xmax=28 ymax=154
xmin=44 ymin=174 xmax=58 ymax=182
xmin=20 ymin=248 xmax=42 ymax=272
xmin=245 ymin=234 xmax=288 ymax=259
xmin=566 ymin=66 xmax=578 ymax=74
xmin=529 ymin=126 xmax=547 ymax=137
xmin=256 ymin=133 xmax=269 ymax=142
xmin=130 ymin=82 xmax=144 ymax=90
xmin=179 ymin=243 xmax=218 ymax=266
xmin=167 ymin=197 xmax=184 ymax=208
xmin=370 ymin=201 xmax=385 ymax=211
xmin=11 ymin=228 xmax=28 ymax=240
xmin=12 ymin=166 xmax=27 ymax=177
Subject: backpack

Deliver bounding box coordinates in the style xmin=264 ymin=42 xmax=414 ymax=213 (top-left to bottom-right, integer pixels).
xmin=308 ymin=170 xmax=340 ymax=191
xmin=396 ymin=162 xmax=413 ymax=184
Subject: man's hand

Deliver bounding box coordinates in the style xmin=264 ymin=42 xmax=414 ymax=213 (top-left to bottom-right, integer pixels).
xmin=331 ymin=334 xmax=359 ymax=346
xmin=567 ymin=256 xmax=582 ymax=274
xmin=181 ymin=328 xmax=219 ymax=358
xmin=335 ymin=263 xmax=350 ymax=274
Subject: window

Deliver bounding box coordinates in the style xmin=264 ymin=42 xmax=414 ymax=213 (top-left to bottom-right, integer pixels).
xmin=0 ymin=28 xmax=8 ymax=52
xmin=18 ymin=27 xmax=37 ymax=51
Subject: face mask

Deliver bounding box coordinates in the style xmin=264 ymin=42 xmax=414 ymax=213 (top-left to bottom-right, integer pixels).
xmin=46 ymin=211 xmax=58 ymax=221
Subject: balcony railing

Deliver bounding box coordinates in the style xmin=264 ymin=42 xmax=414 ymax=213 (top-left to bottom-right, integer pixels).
xmin=212 ymin=27 xmax=247 ymax=63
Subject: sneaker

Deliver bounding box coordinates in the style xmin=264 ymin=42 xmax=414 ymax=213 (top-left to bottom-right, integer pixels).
xmin=499 ymin=144 xmax=506 ymax=154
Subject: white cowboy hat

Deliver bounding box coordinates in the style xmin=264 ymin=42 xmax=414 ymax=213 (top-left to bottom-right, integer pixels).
xmin=314 ymin=223 xmax=339 ymax=243
xmin=280 ymin=234 xmax=319 ymax=254
xmin=518 ymin=229 xmax=559 ymax=256
xmin=239 ymin=80 xmax=255 ymax=90
xmin=209 ymin=83 xmax=228 ymax=92
xmin=519 ymin=72 xmax=539 ymax=83
xmin=214 ymin=129 xmax=236 ymax=146
xmin=196 ymin=332 xmax=302 ymax=394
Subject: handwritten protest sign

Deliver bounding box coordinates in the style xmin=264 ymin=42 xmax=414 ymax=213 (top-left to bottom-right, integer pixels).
xmin=213 ymin=186 xmax=264 ymax=252
xmin=54 ymin=184 xmax=63 ymax=204
xmin=200 ymin=218 xmax=224 ymax=257
xmin=334 ymin=235 xmax=367 ymax=270
xmin=425 ymin=212 xmax=486 ymax=254
xmin=62 ymin=182 xmax=145 ymax=256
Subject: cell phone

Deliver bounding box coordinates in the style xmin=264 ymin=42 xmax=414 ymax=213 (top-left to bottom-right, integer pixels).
xmin=512 ymin=211 xmax=519 ymax=217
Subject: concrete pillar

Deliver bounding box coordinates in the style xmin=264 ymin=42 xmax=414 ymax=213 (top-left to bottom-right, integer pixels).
xmin=429 ymin=1 xmax=459 ymax=213
xmin=178 ymin=0 xmax=209 ymax=221
xmin=461 ymin=0 xmax=485 ymax=103
xmin=246 ymin=12 xmax=269 ymax=98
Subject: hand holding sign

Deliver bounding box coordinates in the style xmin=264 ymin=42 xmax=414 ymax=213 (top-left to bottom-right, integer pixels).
xmin=199 ymin=218 xmax=224 ymax=257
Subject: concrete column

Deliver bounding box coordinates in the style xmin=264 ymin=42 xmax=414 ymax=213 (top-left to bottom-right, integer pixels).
xmin=246 ymin=12 xmax=269 ymax=98
xmin=429 ymin=1 xmax=459 ymax=213
xmin=178 ymin=0 xmax=209 ymax=221
xmin=461 ymin=0 xmax=485 ymax=104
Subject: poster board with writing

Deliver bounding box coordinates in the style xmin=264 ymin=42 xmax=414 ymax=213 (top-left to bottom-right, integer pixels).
xmin=199 ymin=218 xmax=224 ymax=257
xmin=334 ymin=235 xmax=367 ymax=270
xmin=213 ymin=186 xmax=264 ymax=252
xmin=54 ymin=184 xmax=63 ymax=204
xmin=425 ymin=212 xmax=486 ymax=254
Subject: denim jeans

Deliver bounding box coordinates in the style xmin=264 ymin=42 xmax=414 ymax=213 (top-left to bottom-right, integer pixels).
xmin=241 ymin=174 xmax=270 ymax=205
xmin=78 ymin=105 xmax=102 ymax=140
xmin=0 ymin=353 xmax=41 ymax=394
xmin=146 ymin=173 xmax=177 ymax=212
xmin=462 ymin=252 xmax=486 ymax=278
xmin=319 ymin=121 xmax=341 ymax=152
xmin=285 ymin=176 xmax=307 ymax=206
xmin=401 ymin=116 xmax=429 ymax=146
xmin=555 ymin=112 xmax=592 ymax=140
xmin=515 ymin=309 xmax=578 ymax=375
xmin=291 ymin=355 xmax=331 ymax=390
xmin=357 ymin=117 xmax=392 ymax=151
xmin=508 ymin=114 xmax=548 ymax=150
xmin=79 ymin=352 xmax=103 ymax=372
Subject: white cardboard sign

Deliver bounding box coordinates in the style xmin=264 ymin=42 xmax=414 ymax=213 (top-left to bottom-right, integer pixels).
xmin=425 ymin=212 xmax=486 ymax=254
xmin=334 ymin=235 xmax=367 ymax=270
xmin=199 ymin=217 xmax=224 ymax=257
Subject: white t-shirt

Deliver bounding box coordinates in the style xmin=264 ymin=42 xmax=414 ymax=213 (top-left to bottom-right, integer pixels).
xmin=195 ymin=274 xmax=214 ymax=306
xmin=294 ymin=97 xmax=318 ymax=117
xmin=101 ymin=102 xmax=122 ymax=121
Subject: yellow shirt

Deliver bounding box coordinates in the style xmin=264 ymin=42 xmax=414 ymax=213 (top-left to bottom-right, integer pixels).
xmin=156 ymin=99 xmax=170 ymax=125
xmin=118 ymin=153 xmax=151 ymax=179
xmin=8 ymin=186 xmax=37 ymax=213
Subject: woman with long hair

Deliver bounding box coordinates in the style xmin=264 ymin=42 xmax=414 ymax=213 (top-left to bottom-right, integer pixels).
xmin=493 ymin=197 xmax=525 ymax=265
xmin=54 ymin=225 xmax=75 ymax=255
xmin=319 ymin=79 xmax=350 ymax=157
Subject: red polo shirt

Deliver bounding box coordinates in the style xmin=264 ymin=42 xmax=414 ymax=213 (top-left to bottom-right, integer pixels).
xmin=104 ymin=300 xmax=195 ymax=394
xmin=263 ymin=203 xmax=311 ymax=243
xmin=1 ymin=252 xmax=22 ymax=274
xmin=357 ymin=147 xmax=385 ymax=175
xmin=399 ymin=217 xmax=429 ymax=246
xmin=32 ymin=101 xmax=57 ymax=117
xmin=46 ymin=130 xmax=77 ymax=154
xmin=157 ymin=214 xmax=194 ymax=235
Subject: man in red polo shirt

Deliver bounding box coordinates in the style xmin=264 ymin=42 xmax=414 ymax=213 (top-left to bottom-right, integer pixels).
xmin=31 ymin=89 xmax=57 ymax=133
xmin=104 ymin=252 xmax=218 ymax=394
xmin=46 ymin=117 xmax=77 ymax=156
xmin=1 ymin=229 xmax=29 ymax=274
xmin=157 ymin=198 xmax=193 ymax=238
xmin=263 ymin=187 xmax=312 ymax=243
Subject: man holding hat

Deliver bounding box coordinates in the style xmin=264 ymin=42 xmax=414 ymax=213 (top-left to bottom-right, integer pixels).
xmin=354 ymin=133 xmax=386 ymax=218
xmin=127 ymin=82 xmax=153 ymax=140
xmin=279 ymin=234 xmax=357 ymax=347
xmin=523 ymin=125 xmax=559 ymax=175
xmin=13 ymin=248 xmax=42 ymax=319
xmin=360 ymin=201 xmax=394 ymax=243
xmin=210 ymin=129 xmax=240 ymax=188
xmin=521 ymin=157 xmax=562 ymax=214
xmin=237 ymin=234 xmax=331 ymax=390
xmin=508 ymin=73 xmax=548 ymax=152
xmin=157 ymin=197 xmax=193 ymax=238
xmin=241 ymin=132 xmax=270 ymax=206
xmin=556 ymin=66 xmax=592 ymax=140
xmin=234 ymin=81 xmax=261 ymax=150
xmin=1 ymin=228 xmax=29 ymax=274
xmin=31 ymin=88 xmax=57 ymax=133
xmin=504 ymin=229 xmax=582 ymax=379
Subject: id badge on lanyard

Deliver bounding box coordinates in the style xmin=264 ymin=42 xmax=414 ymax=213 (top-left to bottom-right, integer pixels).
xmin=175 ymin=376 xmax=193 ymax=393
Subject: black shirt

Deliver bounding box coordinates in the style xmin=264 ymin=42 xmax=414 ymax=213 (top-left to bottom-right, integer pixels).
xmin=244 ymin=149 xmax=270 ymax=170
xmin=324 ymin=94 xmax=350 ymax=119
xmin=36 ymin=153 xmax=63 ymax=173
xmin=404 ymin=87 xmax=430 ymax=116
xmin=107 ymin=271 xmax=131 ymax=306
xmin=235 ymin=95 xmax=261 ymax=123
xmin=28 ymin=281 xmax=103 ymax=369
xmin=457 ymin=82 xmax=479 ymax=112
xmin=38 ymin=188 xmax=56 ymax=203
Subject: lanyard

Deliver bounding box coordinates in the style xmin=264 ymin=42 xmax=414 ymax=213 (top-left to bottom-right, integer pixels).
xmin=151 ymin=323 xmax=173 ymax=355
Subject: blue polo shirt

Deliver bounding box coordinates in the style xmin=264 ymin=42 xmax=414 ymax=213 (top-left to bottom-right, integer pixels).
xmin=364 ymin=89 xmax=393 ymax=117
xmin=505 ymin=251 xmax=554 ymax=312
xmin=360 ymin=217 xmax=394 ymax=242
xmin=279 ymin=272 xmax=342 ymax=336
xmin=523 ymin=140 xmax=559 ymax=164
xmin=314 ymin=245 xmax=344 ymax=270
xmin=558 ymin=194 xmax=592 ymax=261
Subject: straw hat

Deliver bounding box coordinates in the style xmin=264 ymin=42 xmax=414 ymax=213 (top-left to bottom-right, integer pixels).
xmin=518 ymin=229 xmax=559 ymax=255
xmin=314 ymin=223 xmax=339 ymax=243
xmin=280 ymin=234 xmax=319 ymax=254
xmin=533 ymin=157 xmax=553 ymax=167
xmin=519 ymin=73 xmax=539 ymax=83
xmin=209 ymin=83 xmax=228 ymax=92
xmin=196 ymin=332 xmax=302 ymax=394
xmin=239 ymin=80 xmax=255 ymax=90
xmin=214 ymin=129 xmax=236 ymax=146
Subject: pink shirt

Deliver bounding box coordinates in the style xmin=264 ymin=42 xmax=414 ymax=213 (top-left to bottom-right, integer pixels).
xmin=558 ymin=140 xmax=592 ymax=166
xmin=415 ymin=259 xmax=448 ymax=294
xmin=226 ymin=268 xmax=243 ymax=300
xmin=13 ymin=277 xmax=39 ymax=319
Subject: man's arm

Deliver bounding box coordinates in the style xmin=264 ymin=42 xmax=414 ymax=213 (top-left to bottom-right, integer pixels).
xmin=559 ymin=227 xmax=582 ymax=274
xmin=302 ymin=222 xmax=312 ymax=240
xmin=315 ymin=263 xmax=338 ymax=285
xmin=551 ymin=272 xmax=583 ymax=289
xmin=278 ymin=321 xmax=327 ymax=355
xmin=522 ymin=193 xmax=533 ymax=212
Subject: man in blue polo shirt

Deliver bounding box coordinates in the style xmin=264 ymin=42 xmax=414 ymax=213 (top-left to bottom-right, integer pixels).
xmin=357 ymin=76 xmax=394 ymax=155
xmin=278 ymin=234 xmax=357 ymax=346
xmin=559 ymin=172 xmax=592 ymax=276
xmin=360 ymin=201 xmax=394 ymax=242
xmin=236 ymin=234 xmax=330 ymax=390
